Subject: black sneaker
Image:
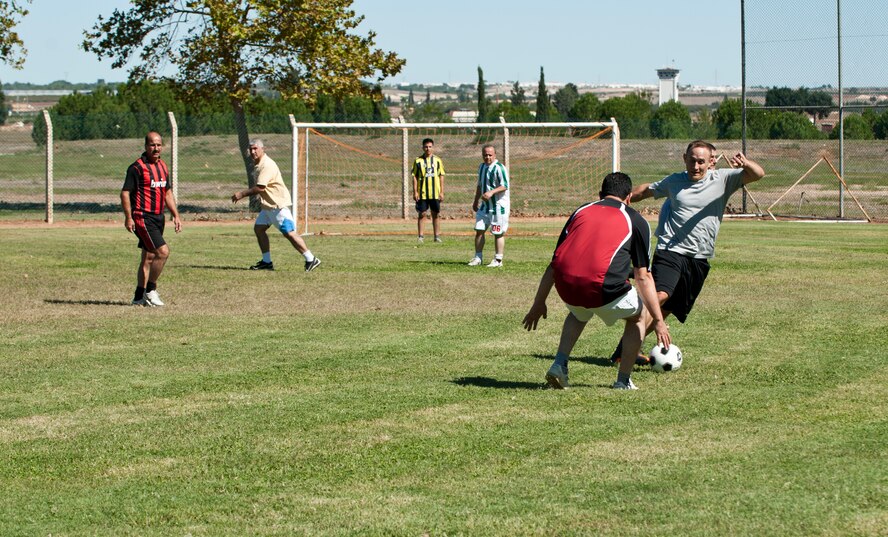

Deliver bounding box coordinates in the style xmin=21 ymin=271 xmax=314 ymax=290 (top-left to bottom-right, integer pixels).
xmin=250 ymin=260 xmax=274 ymax=271
xmin=304 ymin=258 xmax=321 ymax=272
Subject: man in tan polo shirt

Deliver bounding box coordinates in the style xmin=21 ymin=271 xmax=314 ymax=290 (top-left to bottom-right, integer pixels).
xmin=231 ymin=139 xmax=321 ymax=272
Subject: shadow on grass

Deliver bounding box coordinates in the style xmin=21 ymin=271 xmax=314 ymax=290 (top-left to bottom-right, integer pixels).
xmin=451 ymin=376 xmax=599 ymax=390
xmin=451 ymin=376 xmax=545 ymax=390
xmin=184 ymin=264 xmax=251 ymax=271
xmin=44 ymin=299 xmax=132 ymax=306
xmin=406 ymin=260 xmax=473 ymax=267
xmin=531 ymin=353 xmax=614 ymax=368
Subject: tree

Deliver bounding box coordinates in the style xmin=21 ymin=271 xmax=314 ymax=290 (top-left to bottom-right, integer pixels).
xmin=0 ymin=0 xmax=30 ymax=68
xmin=873 ymin=110 xmax=888 ymax=139
xmin=477 ymin=66 xmax=490 ymax=122
xmin=425 ymin=89 xmax=431 ymax=103
xmin=489 ymin=101 xmax=533 ymax=122
xmin=650 ymin=100 xmax=692 ymax=139
xmin=83 ymin=0 xmax=403 ymax=209
xmin=600 ymin=92 xmax=651 ymax=138
xmin=769 ymin=111 xmax=823 ymax=140
xmin=535 ymin=67 xmax=549 ymax=122
xmin=569 ymin=93 xmax=601 ymax=122
xmin=830 ymin=113 xmax=874 ymax=140
xmin=691 ymin=109 xmax=718 ymax=140
xmin=510 ymin=81 xmax=525 ymax=107
xmin=552 ymin=83 xmax=579 ymax=121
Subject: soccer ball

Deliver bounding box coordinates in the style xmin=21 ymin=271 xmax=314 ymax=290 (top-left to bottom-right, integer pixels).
xmin=649 ymin=344 xmax=682 ymax=372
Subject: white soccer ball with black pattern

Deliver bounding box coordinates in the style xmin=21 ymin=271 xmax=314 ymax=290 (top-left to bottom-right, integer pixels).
xmin=649 ymin=344 xmax=682 ymax=372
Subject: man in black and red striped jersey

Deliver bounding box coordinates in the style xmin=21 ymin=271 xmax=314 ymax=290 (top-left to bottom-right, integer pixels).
xmin=120 ymin=131 xmax=182 ymax=307
xmin=522 ymin=172 xmax=671 ymax=390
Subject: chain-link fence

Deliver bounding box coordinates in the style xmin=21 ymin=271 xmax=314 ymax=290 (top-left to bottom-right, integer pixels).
xmin=738 ymin=0 xmax=887 ymax=220
xmin=2 ymin=115 xmax=886 ymax=224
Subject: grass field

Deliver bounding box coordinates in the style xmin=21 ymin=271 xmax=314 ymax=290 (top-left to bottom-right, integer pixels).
xmin=1 ymin=219 xmax=887 ymax=536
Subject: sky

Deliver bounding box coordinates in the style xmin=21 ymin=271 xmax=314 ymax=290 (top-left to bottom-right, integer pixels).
xmin=0 ymin=1 xmax=882 ymax=89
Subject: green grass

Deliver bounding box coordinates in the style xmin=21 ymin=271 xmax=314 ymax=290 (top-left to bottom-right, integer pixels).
xmin=1 ymin=220 xmax=887 ymax=536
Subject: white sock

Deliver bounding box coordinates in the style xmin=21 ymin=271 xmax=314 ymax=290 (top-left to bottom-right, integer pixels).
xmin=303 ymin=250 xmax=315 ymax=262
xmin=262 ymin=252 xmax=272 ymax=263
xmin=495 ymin=254 xmax=503 ymax=261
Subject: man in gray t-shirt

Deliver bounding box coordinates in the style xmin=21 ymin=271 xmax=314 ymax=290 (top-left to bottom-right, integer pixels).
xmin=611 ymin=140 xmax=765 ymax=364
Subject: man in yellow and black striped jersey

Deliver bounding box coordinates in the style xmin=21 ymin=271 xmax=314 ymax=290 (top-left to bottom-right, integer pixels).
xmin=411 ymin=138 xmax=446 ymax=243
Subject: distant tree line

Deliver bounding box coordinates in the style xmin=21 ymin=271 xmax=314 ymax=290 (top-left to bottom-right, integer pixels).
xmin=32 ymin=80 xmax=390 ymax=144
xmin=467 ymin=74 xmax=888 ymax=140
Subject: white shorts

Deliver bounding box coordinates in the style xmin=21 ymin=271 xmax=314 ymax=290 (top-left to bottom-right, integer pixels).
xmin=474 ymin=208 xmax=510 ymax=235
xmin=565 ymin=287 xmax=643 ymax=326
xmin=255 ymin=207 xmax=296 ymax=234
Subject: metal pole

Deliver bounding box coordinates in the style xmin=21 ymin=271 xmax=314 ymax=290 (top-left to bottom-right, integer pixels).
xmin=402 ymin=127 xmax=409 ymax=219
xmin=740 ymin=0 xmax=748 ymax=213
xmin=43 ymin=110 xmax=53 ymax=224
xmin=167 ymin=112 xmax=178 ymax=202
xmin=837 ymin=0 xmax=845 ymax=218
xmin=500 ymin=116 xmax=510 ymax=170
xmin=304 ymin=129 xmax=310 ymax=234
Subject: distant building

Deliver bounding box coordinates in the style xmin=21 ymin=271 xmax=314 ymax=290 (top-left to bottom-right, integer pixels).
xmin=449 ymin=109 xmax=477 ymax=123
xmin=657 ymin=67 xmax=680 ymax=105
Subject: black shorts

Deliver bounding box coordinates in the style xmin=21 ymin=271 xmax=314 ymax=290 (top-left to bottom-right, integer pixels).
xmin=134 ymin=212 xmax=166 ymax=251
xmin=415 ymin=199 xmax=441 ymax=214
xmin=651 ymin=250 xmax=710 ymax=323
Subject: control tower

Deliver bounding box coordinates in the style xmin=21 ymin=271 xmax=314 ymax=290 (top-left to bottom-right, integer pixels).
xmin=657 ymin=67 xmax=680 ymax=105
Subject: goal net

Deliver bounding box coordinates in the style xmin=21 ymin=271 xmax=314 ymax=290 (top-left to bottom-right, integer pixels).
xmin=288 ymin=120 xmax=620 ymax=232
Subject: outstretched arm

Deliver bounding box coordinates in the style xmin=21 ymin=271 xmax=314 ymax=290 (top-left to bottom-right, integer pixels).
xmin=630 ymin=182 xmax=653 ymax=202
xmin=730 ymin=153 xmax=766 ymax=185
xmin=523 ymin=264 xmax=555 ymax=331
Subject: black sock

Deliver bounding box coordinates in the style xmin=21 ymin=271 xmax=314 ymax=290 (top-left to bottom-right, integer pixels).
xmin=134 ymin=287 xmax=145 ymax=301
xmin=611 ymin=339 xmax=624 ymax=361
xmin=146 ymin=281 xmax=157 ymax=293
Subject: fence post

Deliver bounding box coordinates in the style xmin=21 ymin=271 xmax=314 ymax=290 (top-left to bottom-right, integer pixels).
xmin=43 ymin=110 xmax=53 ymax=224
xmin=167 ymin=112 xmax=178 ymax=202
xmin=402 ymin=126 xmax=409 ymax=219
xmin=289 ymin=114 xmax=299 ymax=228
xmin=610 ymin=117 xmax=621 ymax=172
xmin=500 ymin=116 xmax=510 ymax=170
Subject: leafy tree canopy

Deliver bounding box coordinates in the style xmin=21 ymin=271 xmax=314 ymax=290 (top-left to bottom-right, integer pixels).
xmin=650 ymin=100 xmax=691 ymax=139
xmin=83 ymin=0 xmax=404 ymax=203
xmin=0 ymin=0 xmax=29 ymax=68
xmin=552 ymin=83 xmax=579 ymax=121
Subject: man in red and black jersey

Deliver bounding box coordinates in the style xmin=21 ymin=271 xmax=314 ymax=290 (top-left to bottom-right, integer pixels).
xmin=523 ymin=172 xmax=670 ymax=390
xmin=121 ymin=131 xmax=182 ymax=307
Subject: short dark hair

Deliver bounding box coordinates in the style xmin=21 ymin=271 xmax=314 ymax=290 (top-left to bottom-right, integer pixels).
xmin=422 ymin=138 xmax=434 ymax=146
xmin=685 ymin=140 xmax=716 ymax=156
xmin=599 ymin=172 xmax=632 ymax=200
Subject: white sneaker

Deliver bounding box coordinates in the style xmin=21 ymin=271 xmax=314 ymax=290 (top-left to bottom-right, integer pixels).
xmin=612 ymin=379 xmax=638 ymax=390
xmin=486 ymin=258 xmax=503 ymax=268
xmin=418 ymin=236 xmax=424 ymax=243
xmin=144 ymin=290 xmax=165 ymax=307
xmin=545 ymin=364 xmax=569 ymax=389
xmin=467 ymin=257 xmax=482 ymax=266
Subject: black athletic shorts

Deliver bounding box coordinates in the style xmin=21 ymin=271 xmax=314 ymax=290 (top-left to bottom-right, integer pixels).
xmin=415 ymin=199 xmax=441 ymax=214
xmin=134 ymin=212 xmax=166 ymax=251
xmin=651 ymin=249 xmax=710 ymax=323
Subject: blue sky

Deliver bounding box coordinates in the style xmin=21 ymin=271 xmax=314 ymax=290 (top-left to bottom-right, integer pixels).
xmin=1 ymin=1 xmax=881 ymax=89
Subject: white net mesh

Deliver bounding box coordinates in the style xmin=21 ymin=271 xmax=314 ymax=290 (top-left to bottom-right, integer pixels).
xmin=294 ymin=123 xmax=618 ymax=228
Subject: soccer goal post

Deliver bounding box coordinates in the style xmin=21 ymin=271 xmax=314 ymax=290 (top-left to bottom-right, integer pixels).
xmin=288 ymin=119 xmax=621 ymax=233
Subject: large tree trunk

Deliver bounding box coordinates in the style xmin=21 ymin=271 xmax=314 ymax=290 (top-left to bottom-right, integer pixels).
xmin=232 ymin=99 xmax=260 ymax=212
